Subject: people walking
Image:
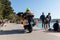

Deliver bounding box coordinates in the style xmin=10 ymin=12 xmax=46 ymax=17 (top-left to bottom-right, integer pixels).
xmin=46 ymin=13 xmax=51 ymax=29
xmin=40 ymin=12 xmax=45 ymax=29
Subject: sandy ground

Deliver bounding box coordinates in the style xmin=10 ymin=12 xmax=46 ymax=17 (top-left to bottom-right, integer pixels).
xmin=0 ymin=23 xmax=60 ymax=40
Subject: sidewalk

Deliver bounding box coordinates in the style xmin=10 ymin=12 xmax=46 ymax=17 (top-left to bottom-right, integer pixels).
xmin=0 ymin=23 xmax=60 ymax=40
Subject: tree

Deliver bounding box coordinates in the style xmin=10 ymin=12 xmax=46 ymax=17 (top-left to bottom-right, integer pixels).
xmin=0 ymin=1 xmax=4 ymax=19
xmin=0 ymin=0 xmax=14 ymax=19
xmin=0 ymin=0 xmax=18 ymax=21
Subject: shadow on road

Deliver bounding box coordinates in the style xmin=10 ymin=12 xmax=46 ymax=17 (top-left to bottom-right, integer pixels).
xmin=0 ymin=29 xmax=25 ymax=35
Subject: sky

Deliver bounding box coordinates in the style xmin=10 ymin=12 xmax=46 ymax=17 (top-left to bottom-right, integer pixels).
xmin=9 ymin=0 xmax=60 ymax=19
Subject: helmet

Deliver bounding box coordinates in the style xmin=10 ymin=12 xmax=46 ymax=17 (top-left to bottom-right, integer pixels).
xmin=26 ymin=8 xmax=30 ymax=11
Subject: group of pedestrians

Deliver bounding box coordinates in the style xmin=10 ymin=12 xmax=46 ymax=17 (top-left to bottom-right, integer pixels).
xmin=22 ymin=8 xmax=60 ymax=33
xmin=22 ymin=8 xmax=52 ymax=33
xmin=40 ymin=12 xmax=51 ymax=31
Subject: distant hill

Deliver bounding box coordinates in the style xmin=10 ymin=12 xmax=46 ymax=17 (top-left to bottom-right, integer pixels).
xmin=51 ymin=19 xmax=60 ymax=22
xmin=34 ymin=18 xmax=60 ymax=22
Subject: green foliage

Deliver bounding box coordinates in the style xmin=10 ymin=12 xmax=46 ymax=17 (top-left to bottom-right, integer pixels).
xmin=0 ymin=0 xmax=17 ymax=20
xmin=0 ymin=1 xmax=4 ymax=19
xmin=0 ymin=15 xmax=3 ymax=19
xmin=1 ymin=0 xmax=13 ymax=19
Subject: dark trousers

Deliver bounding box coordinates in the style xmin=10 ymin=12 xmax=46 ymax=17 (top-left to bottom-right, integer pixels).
xmin=42 ymin=21 xmax=45 ymax=29
xmin=48 ymin=22 xmax=50 ymax=29
xmin=24 ymin=19 xmax=32 ymax=33
xmin=28 ymin=20 xmax=32 ymax=32
xmin=24 ymin=25 xmax=28 ymax=30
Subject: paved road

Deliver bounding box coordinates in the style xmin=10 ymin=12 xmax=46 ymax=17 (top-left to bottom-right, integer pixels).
xmin=0 ymin=23 xmax=60 ymax=40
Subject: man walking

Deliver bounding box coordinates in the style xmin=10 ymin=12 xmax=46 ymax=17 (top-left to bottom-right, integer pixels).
xmin=22 ymin=8 xmax=34 ymax=33
xmin=40 ymin=12 xmax=45 ymax=29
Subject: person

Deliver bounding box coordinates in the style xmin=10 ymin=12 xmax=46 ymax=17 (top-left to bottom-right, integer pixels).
xmin=22 ymin=8 xmax=34 ymax=33
xmin=40 ymin=12 xmax=45 ymax=29
xmin=46 ymin=13 xmax=51 ymax=29
xmin=53 ymin=20 xmax=59 ymax=32
xmin=35 ymin=19 xmax=38 ymax=27
xmin=23 ymin=19 xmax=27 ymax=32
xmin=44 ymin=18 xmax=49 ymax=31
